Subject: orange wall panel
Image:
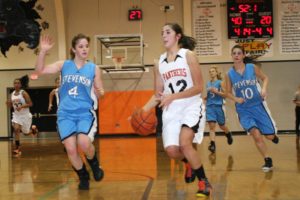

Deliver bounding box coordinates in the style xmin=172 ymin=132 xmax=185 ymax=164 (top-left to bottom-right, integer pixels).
xmin=98 ymin=90 xmax=154 ymax=134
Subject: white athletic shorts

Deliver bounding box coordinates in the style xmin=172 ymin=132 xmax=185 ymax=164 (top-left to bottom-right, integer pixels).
xmin=12 ymin=113 xmax=32 ymax=134
xmin=162 ymin=97 xmax=205 ymax=148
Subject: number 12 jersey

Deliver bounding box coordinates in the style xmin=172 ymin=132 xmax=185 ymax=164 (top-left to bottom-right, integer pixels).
xmin=159 ymin=48 xmax=197 ymax=97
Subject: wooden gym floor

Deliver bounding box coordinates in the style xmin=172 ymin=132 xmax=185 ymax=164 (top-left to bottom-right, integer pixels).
xmin=0 ymin=134 xmax=300 ymax=200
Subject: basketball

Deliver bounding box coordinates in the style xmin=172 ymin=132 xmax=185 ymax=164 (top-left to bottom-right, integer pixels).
xmin=131 ymin=108 xmax=157 ymax=136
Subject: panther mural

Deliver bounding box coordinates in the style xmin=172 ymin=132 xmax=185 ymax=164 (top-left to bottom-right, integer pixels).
xmin=0 ymin=0 xmax=41 ymax=56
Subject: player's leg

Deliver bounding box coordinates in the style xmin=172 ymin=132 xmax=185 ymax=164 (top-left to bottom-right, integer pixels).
xmin=163 ymin=117 xmax=194 ymax=184
xmin=208 ymin=122 xmax=216 ymax=153
xmin=77 ymin=111 xmax=104 ymax=182
xmin=163 ymin=117 xmax=185 ymax=159
xmin=217 ymin=105 xmax=233 ymax=145
xmin=77 ymin=134 xmax=104 ymax=182
xmin=12 ymin=122 xmax=21 ymax=154
xmin=296 ymin=107 xmax=300 ymax=137
xmin=249 ymin=127 xmax=273 ymax=172
xmin=237 ymin=107 xmax=273 ymax=172
xmin=254 ymin=103 xmax=279 ymax=144
xmin=20 ymin=114 xmax=33 ymax=136
xmin=180 ymin=126 xmax=212 ymax=197
xmin=57 ymin=114 xmax=90 ymax=190
xmin=31 ymin=125 xmax=38 ymax=136
xmin=206 ymin=106 xmax=217 ymax=153
xmin=219 ymin=124 xmax=233 ymax=145
xmin=64 ymin=135 xmax=90 ymax=190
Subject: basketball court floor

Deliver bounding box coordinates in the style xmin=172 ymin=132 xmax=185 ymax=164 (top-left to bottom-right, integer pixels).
xmin=0 ymin=133 xmax=299 ymax=200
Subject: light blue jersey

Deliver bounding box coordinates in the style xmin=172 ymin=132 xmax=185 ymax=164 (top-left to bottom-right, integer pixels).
xmin=227 ymin=63 xmax=276 ymax=134
xmin=57 ymin=60 xmax=98 ymax=141
xmin=59 ymin=60 xmax=97 ymax=112
xmin=206 ymin=80 xmax=224 ymax=106
xmin=228 ymin=63 xmax=262 ymax=108
xmin=206 ymin=80 xmax=225 ymax=125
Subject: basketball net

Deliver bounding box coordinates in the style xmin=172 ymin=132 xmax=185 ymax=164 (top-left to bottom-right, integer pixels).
xmin=112 ymin=57 xmax=125 ymax=70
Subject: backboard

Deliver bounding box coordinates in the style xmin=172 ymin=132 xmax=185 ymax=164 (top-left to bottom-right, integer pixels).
xmin=94 ymin=34 xmax=144 ymax=71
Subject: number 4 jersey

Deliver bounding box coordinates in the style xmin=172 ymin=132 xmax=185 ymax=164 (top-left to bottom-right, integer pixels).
xmin=59 ymin=60 xmax=98 ymax=112
xmin=227 ymin=63 xmax=263 ymax=108
xmin=159 ymin=48 xmax=200 ymax=100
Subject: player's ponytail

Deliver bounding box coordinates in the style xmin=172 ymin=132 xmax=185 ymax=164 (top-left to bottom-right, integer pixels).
xmin=15 ymin=75 xmax=29 ymax=89
xmin=179 ymin=35 xmax=197 ymax=51
xmin=165 ymin=23 xmax=197 ymax=51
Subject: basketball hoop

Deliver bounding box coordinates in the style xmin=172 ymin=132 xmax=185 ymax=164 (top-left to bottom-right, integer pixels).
xmin=112 ymin=56 xmax=125 ymax=69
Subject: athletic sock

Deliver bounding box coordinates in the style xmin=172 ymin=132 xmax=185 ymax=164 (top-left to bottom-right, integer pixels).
xmin=193 ymin=165 xmax=206 ymax=180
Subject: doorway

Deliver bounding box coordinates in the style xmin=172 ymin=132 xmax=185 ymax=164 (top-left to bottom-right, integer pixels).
xmin=7 ymin=87 xmax=58 ymax=137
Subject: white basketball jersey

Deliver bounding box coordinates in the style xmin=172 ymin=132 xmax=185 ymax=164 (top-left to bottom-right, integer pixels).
xmin=159 ymin=48 xmax=197 ymax=97
xmin=11 ymin=90 xmax=30 ymax=115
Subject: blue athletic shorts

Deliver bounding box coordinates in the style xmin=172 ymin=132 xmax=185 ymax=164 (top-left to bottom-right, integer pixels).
xmin=57 ymin=109 xmax=97 ymax=141
xmin=236 ymin=102 xmax=277 ymax=135
xmin=206 ymin=104 xmax=225 ymax=126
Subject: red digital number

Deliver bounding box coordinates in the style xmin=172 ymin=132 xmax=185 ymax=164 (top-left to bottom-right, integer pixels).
xmin=231 ymin=17 xmax=242 ymax=25
xmin=243 ymin=28 xmax=251 ymax=36
xmin=129 ymin=10 xmax=142 ymax=20
xmin=255 ymin=27 xmax=262 ymax=35
xmin=253 ymin=4 xmax=257 ymax=12
xmin=136 ymin=10 xmax=142 ymax=19
xmin=266 ymin=27 xmax=273 ymax=35
xmin=238 ymin=4 xmax=251 ymax=12
xmin=234 ymin=28 xmax=241 ymax=36
xmin=260 ymin=16 xmax=272 ymax=25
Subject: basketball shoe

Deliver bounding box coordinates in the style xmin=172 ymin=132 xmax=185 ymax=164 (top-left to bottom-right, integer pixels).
xmin=208 ymin=141 xmax=216 ymax=153
xmin=262 ymin=157 xmax=273 ymax=172
xmin=196 ymin=178 xmax=212 ymax=197
xmin=184 ymin=163 xmax=196 ymax=183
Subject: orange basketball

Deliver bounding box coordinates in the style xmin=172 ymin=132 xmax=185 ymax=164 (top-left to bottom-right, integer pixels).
xmin=131 ymin=108 xmax=157 ymax=136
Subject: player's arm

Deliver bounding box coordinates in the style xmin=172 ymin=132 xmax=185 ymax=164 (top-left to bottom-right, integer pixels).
xmin=211 ymin=80 xmax=227 ymax=98
xmin=6 ymin=94 xmax=12 ymax=108
xmin=93 ymin=66 xmax=105 ymax=98
xmin=35 ymin=35 xmax=64 ymax=74
xmin=143 ymin=61 xmax=160 ymax=112
xmin=203 ymin=95 xmax=207 ymax=104
xmin=224 ymin=73 xmax=244 ymax=104
xmin=21 ymin=91 xmax=33 ymax=108
xmin=254 ymin=65 xmax=268 ymax=99
xmin=48 ymin=89 xmax=55 ymax=111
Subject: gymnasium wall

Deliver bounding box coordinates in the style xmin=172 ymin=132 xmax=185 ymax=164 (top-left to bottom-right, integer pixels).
xmin=0 ymin=0 xmax=299 ymax=137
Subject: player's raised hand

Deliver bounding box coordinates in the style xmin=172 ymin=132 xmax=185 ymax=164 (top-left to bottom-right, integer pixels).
xmin=39 ymin=35 xmax=54 ymax=52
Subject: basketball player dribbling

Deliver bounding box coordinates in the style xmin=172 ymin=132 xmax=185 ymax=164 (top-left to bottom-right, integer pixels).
xmin=205 ymin=66 xmax=233 ymax=153
xmin=35 ymin=34 xmax=104 ymax=190
xmin=225 ymin=45 xmax=279 ymax=172
xmin=6 ymin=76 xmax=33 ymax=155
xmin=143 ymin=23 xmax=212 ymax=197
